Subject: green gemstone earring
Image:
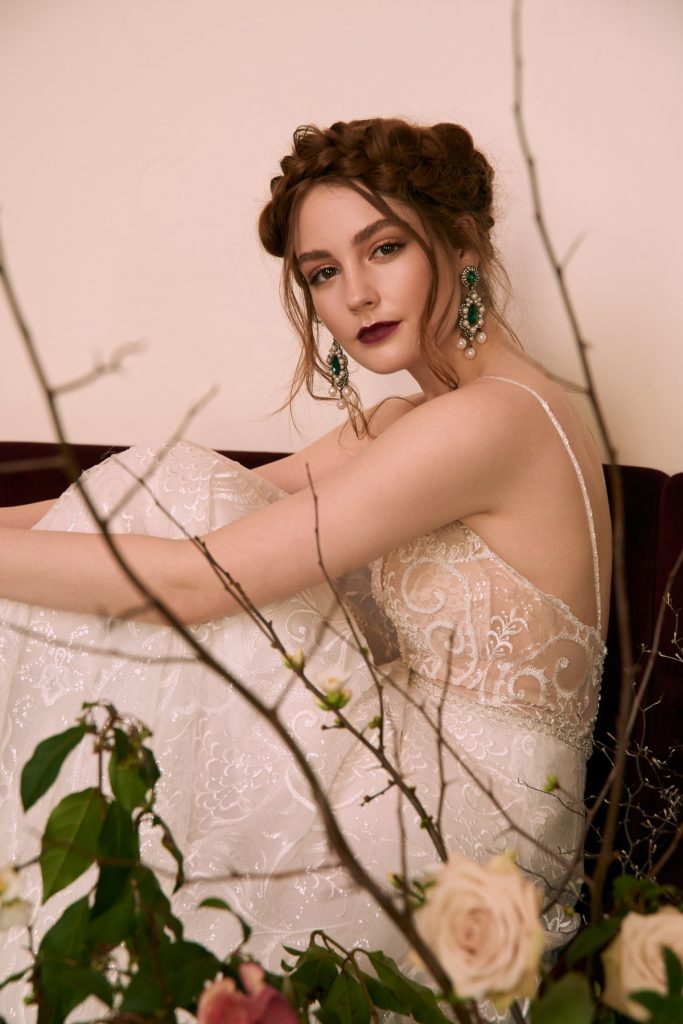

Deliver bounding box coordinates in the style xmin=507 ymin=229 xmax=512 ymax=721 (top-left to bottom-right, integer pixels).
xmin=456 ymin=265 xmax=487 ymax=360
xmin=326 ymin=340 xmax=351 ymax=408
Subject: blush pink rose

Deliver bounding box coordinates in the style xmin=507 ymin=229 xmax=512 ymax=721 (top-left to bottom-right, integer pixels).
xmin=602 ymin=907 xmax=683 ymax=1022
xmin=198 ymin=964 xmax=297 ymax=1024
xmin=415 ymin=852 xmax=545 ymax=1011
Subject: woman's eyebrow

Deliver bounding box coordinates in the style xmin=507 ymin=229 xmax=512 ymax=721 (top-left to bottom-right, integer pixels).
xmin=296 ymin=218 xmax=397 ymax=266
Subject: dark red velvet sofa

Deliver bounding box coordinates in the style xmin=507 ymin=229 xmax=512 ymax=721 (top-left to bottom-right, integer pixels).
xmin=1 ymin=442 xmax=681 ymax=889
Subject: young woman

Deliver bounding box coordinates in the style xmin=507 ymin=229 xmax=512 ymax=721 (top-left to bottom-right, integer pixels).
xmin=0 ymin=118 xmax=611 ymax=1021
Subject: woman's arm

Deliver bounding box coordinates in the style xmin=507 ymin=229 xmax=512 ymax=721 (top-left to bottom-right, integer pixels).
xmin=0 ymin=388 xmax=521 ymax=625
xmin=254 ymin=395 xmax=422 ymax=493
xmin=0 ymin=499 xmax=56 ymax=529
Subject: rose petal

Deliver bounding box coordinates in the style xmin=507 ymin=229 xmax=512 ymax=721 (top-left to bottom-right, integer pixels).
xmin=415 ymin=852 xmax=544 ymax=1005
xmin=602 ymin=909 xmax=683 ymax=1023
xmin=239 ymin=963 xmax=265 ymax=996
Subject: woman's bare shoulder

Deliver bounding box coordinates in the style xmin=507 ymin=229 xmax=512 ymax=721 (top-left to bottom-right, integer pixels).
xmin=254 ymin=392 xmax=425 ymax=493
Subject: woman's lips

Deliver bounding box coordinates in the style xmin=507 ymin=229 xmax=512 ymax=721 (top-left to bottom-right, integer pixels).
xmin=357 ymin=321 xmax=401 ymax=344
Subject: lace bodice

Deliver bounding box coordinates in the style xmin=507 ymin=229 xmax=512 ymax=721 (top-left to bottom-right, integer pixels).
xmin=371 ymin=377 xmax=606 ymax=758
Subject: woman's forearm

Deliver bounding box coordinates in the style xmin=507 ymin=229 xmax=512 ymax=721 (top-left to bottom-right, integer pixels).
xmin=0 ymin=527 xmax=236 ymax=624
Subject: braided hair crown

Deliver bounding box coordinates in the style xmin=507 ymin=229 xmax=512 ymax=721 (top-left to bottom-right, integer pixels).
xmin=259 ymin=118 xmax=495 ymax=259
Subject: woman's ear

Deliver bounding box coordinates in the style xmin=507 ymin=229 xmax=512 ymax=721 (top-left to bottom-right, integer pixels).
xmin=453 ymin=214 xmax=480 ymax=263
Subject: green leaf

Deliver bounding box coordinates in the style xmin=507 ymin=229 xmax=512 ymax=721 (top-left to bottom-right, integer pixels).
xmin=120 ymin=941 xmax=221 ymax=1013
xmin=152 ymin=813 xmax=185 ymax=892
xmin=36 ymin=964 xmax=113 ymax=1023
xmin=630 ymin=990 xmax=683 ymax=1023
xmin=366 ymin=951 xmax=452 ymax=1024
xmin=38 ymin=897 xmax=90 ymax=961
xmin=160 ymin=941 xmax=223 ymax=1008
xmin=318 ymin=970 xmax=370 ymax=1024
xmin=36 ymin=901 xmax=113 ymax=1024
xmin=130 ymin=864 xmax=183 ymax=946
xmin=198 ymin=896 xmax=233 ymax=910
xmin=60 ymin=966 xmax=113 ymax=1008
xmin=612 ymin=875 xmax=675 ymax=911
xmin=108 ymin=728 xmax=159 ymax=812
xmin=664 ymin=946 xmax=683 ymax=996
xmin=141 ymin=745 xmax=161 ymax=786
xmin=93 ymin=800 xmax=139 ymax=916
xmin=530 ymin=973 xmax=594 ymax=1024
xmin=198 ymin=895 xmax=252 ymax=944
xmin=87 ymin=888 xmax=136 ymax=950
xmin=98 ymin=797 xmax=139 ymax=864
xmin=21 ymin=725 xmax=87 ymax=811
xmin=288 ymin=945 xmax=339 ymax=1001
xmin=567 ymin=917 xmax=621 ymax=966
xmin=118 ymin=966 xmax=166 ymax=1014
xmin=360 ymin=973 xmax=404 ymax=1013
xmin=40 ymin=788 xmax=106 ymax=901
xmin=284 ymin=940 xmax=342 ymax=964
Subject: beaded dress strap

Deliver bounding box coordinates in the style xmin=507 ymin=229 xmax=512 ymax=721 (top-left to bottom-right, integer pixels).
xmin=479 ymin=375 xmax=602 ymax=634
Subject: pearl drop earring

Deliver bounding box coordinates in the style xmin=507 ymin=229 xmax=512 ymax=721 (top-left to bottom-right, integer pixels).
xmin=457 ymin=265 xmax=487 ymax=359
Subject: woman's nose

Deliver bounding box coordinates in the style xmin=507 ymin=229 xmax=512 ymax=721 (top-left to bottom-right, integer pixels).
xmin=344 ymin=268 xmax=379 ymax=313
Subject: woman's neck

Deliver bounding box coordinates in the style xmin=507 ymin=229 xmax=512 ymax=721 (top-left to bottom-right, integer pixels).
xmin=410 ymin=319 xmax=531 ymax=400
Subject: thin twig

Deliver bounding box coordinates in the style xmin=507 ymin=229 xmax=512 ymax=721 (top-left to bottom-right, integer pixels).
xmin=304 ymin=462 xmax=388 ymax=749
xmin=159 ymin=861 xmax=343 ymax=885
xmin=52 ymin=340 xmax=145 ymax=396
xmin=513 ymin=0 xmax=635 ymax=923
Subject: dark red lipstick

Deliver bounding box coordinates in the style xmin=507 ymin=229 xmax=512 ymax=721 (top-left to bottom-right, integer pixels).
xmin=357 ymin=321 xmax=400 ymax=344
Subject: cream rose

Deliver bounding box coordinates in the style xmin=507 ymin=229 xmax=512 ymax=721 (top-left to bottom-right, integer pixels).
xmin=415 ymin=851 xmax=544 ymax=1010
xmin=602 ymin=907 xmax=683 ymax=1022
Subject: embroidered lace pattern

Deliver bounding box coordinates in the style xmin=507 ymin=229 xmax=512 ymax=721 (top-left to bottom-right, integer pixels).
xmin=371 ymin=377 xmax=606 ymax=759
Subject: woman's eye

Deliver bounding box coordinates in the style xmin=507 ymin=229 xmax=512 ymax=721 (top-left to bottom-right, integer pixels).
xmin=309 ymin=266 xmax=337 ymax=287
xmin=373 ymin=241 xmax=404 ymax=258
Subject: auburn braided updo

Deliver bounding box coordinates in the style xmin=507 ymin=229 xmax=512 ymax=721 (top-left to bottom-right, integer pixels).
xmin=258 ymin=117 xmax=507 ymax=427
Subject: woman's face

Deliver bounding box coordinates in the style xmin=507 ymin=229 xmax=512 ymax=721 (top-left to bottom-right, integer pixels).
xmin=294 ymin=184 xmax=467 ymax=385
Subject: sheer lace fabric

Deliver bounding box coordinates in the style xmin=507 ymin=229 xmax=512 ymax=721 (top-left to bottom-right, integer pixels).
xmin=0 ymin=381 xmax=605 ymax=1023
xmin=371 ymin=518 xmax=604 ymax=759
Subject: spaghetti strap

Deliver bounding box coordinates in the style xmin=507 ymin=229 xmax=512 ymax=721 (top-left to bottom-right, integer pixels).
xmin=479 ymin=375 xmax=602 ymax=634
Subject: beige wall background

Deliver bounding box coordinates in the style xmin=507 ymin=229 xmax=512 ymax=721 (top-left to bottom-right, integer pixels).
xmin=1 ymin=0 xmax=681 ymax=472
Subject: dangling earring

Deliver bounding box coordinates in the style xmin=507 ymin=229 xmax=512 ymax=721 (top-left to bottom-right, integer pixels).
xmin=456 ymin=265 xmax=487 ymax=360
xmin=327 ymin=340 xmax=352 ymax=409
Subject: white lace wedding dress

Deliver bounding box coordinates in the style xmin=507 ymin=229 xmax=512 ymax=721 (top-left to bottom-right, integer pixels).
xmin=0 ymin=378 xmax=605 ymax=1022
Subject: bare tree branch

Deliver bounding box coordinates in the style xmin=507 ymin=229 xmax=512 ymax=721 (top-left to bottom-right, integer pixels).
xmin=53 ymin=340 xmax=145 ymax=396
xmin=512 ymin=0 xmax=639 ymax=923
